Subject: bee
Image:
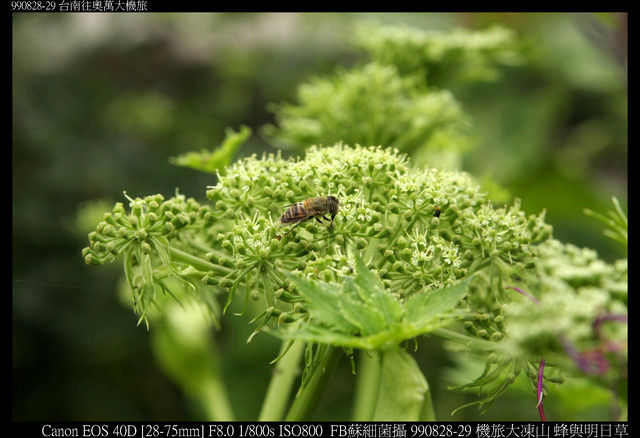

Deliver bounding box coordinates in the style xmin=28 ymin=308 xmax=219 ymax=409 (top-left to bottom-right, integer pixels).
xmin=277 ymin=196 xmax=340 ymax=239
xmin=434 ymin=206 xmax=441 ymax=218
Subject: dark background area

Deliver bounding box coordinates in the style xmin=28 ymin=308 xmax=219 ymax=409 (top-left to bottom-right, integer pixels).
xmin=13 ymin=13 xmax=626 ymax=421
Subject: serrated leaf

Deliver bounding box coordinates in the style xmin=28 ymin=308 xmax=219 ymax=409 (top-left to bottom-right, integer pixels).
xmin=406 ymin=276 xmax=473 ymax=328
xmin=339 ymin=277 xmax=387 ymax=336
xmin=280 ymin=261 xmax=472 ymax=350
xmin=287 ymin=274 xmax=359 ymax=333
xmin=352 ymin=252 xmax=404 ymax=326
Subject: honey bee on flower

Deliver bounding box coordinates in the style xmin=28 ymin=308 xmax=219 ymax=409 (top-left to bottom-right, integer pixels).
xmin=276 ymin=196 xmax=340 ymax=239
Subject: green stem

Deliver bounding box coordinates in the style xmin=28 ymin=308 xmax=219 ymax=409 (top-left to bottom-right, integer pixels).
xmin=151 ymin=304 xmax=235 ymax=421
xmin=169 ymin=246 xmax=232 ymax=275
xmin=261 ymin=266 xmax=277 ymax=308
xmin=285 ymin=346 xmax=342 ymax=421
xmin=351 ymin=350 xmax=381 ymax=420
xmin=434 ymin=328 xmax=496 ymax=350
xmin=258 ymin=339 xmax=306 ymax=421
xmin=199 ymin=361 xmax=236 ymax=421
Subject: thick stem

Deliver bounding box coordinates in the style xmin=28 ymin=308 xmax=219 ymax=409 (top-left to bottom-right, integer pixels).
xmin=258 ymin=339 xmax=306 ymax=421
xmin=151 ymin=303 xmax=235 ymax=421
xmin=199 ymin=364 xmax=236 ymax=421
xmin=351 ymin=350 xmax=381 ymax=421
xmin=353 ymin=350 xmax=380 ymax=421
xmin=372 ymin=347 xmax=434 ymax=421
xmin=285 ymin=346 xmax=342 ymax=421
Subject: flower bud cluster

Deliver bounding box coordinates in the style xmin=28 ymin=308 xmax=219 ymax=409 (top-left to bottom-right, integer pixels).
xmin=83 ymin=142 xmax=626 ymax=412
xmin=83 ymin=193 xmax=210 ymax=264
xmin=205 ymin=143 xmax=552 ymax=326
xmin=504 ymin=239 xmax=627 ymax=361
xmin=83 ymin=192 xmax=216 ymax=325
xmin=455 ymin=237 xmax=627 ymax=413
xmin=84 ymin=144 xmax=556 ymax=331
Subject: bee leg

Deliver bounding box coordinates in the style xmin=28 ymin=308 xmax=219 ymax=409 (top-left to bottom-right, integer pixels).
xmin=317 ymin=216 xmax=334 ymax=230
xmin=316 ymin=215 xmax=336 ymax=229
xmin=282 ymin=216 xmax=314 ymax=238
xmin=282 ymin=221 xmax=303 ymax=237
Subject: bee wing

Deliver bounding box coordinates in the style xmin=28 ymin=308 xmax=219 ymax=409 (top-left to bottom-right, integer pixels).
xmin=279 ymin=201 xmax=320 ymax=225
xmin=282 ymin=200 xmax=304 ymax=209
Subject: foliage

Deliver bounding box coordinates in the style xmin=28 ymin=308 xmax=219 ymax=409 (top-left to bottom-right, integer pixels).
xmin=170 ymin=126 xmax=251 ymax=176
xmin=264 ymin=62 xmax=469 ymax=168
xmin=279 ymin=254 xmax=471 ymax=351
xmin=79 ymin=19 xmax=627 ymax=421
xmin=83 ymin=141 xmax=627 ymax=420
xmin=351 ymin=22 xmax=523 ymax=84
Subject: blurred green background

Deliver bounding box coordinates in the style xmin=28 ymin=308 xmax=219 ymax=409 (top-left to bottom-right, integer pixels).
xmin=13 ymin=13 xmax=626 ymax=421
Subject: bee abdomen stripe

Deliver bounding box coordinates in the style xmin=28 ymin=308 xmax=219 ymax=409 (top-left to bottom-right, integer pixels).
xmin=280 ymin=203 xmax=302 ymax=223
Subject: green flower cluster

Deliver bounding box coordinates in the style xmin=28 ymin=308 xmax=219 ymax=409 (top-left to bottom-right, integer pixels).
xmin=198 ymin=142 xmax=557 ymax=405
xmin=505 ymin=239 xmax=627 ymax=366
xmin=205 ymin=143 xmax=551 ymax=326
xmin=351 ymin=22 xmax=523 ymax=83
xmin=265 ymin=62 xmax=466 ymax=159
xmin=85 ymin=143 xmax=552 ymax=331
xmin=445 ymin=236 xmax=627 ymax=415
xmin=83 ymin=193 xmax=211 ymax=262
xmin=83 ymin=142 xmax=626 ymax=417
xmin=83 ymin=192 xmax=221 ymax=325
xmin=265 ymin=23 xmax=522 ymax=170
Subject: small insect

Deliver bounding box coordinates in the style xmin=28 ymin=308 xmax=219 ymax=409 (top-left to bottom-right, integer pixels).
xmin=277 ymin=196 xmax=340 ymax=239
xmin=434 ymin=206 xmax=441 ymax=218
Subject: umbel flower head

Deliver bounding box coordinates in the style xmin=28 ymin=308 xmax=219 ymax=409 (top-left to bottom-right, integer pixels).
xmin=84 ymin=143 xmax=563 ymax=415
xmin=83 ymin=143 xmax=630 ymax=418
xmin=204 ymin=143 xmax=551 ymax=325
xmin=82 ymin=191 xmax=220 ymax=326
xmin=85 ymin=143 xmax=551 ymax=331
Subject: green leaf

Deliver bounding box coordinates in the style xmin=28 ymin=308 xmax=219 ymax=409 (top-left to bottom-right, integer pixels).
xmin=170 ymin=125 xmax=251 ymax=175
xmin=280 ymin=258 xmax=472 ymax=350
xmin=339 ymin=277 xmax=388 ymax=336
xmin=372 ymin=348 xmax=432 ymax=421
xmin=287 ymin=274 xmax=359 ymax=334
xmin=352 ymin=252 xmax=404 ymax=326
xmin=583 ymin=196 xmax=628 ymax=248
xmin=406 ymin=275 xmax=473 ymax=328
